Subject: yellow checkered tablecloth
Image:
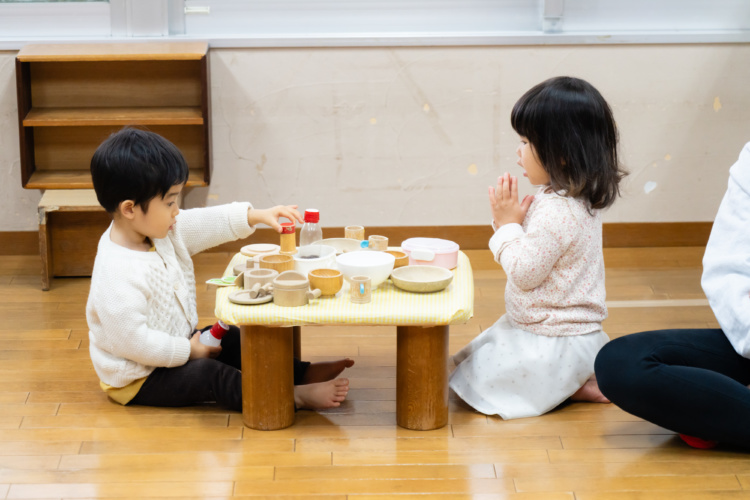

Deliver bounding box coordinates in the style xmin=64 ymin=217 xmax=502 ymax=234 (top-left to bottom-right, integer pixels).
xmin=214 ymin=251 xmax=474 ymax=327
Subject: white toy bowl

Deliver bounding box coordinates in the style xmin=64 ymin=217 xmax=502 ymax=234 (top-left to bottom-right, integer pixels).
xmin=336 ymin=251 xmax=395 ymax=288
xmin=293 ymin=244 xmax=337 ymax=276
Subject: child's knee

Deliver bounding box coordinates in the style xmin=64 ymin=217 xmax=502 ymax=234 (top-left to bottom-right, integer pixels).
xmin=188 ymin=357 xmax=223 ymax=375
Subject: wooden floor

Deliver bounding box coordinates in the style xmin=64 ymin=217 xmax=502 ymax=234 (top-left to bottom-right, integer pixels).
xmin=1 ymin=247 xmax=748 ymax=500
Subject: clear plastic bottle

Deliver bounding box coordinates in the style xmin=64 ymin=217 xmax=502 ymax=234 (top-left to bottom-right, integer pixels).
xmin=199 ymin=320 xmax=229 ymax=347
xmin=299 ymin=209 xmax=323 ymax=249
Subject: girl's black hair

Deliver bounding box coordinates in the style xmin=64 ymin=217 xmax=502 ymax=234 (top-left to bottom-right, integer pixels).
xmin=511 ymin=76 xmax=627 ymax=209
xmin=90 ymin=128 xmax=189 ymax=213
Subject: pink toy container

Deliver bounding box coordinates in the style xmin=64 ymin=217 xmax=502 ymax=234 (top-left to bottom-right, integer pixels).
xmin=400 ymin=238 xmax=459 ymax=269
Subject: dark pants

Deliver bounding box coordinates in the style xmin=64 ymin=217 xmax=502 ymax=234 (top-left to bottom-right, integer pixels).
xmin=595 ymin=329 xmax=750 ymax=447
xmin=130 ymin=325 xmax=310 ymax=412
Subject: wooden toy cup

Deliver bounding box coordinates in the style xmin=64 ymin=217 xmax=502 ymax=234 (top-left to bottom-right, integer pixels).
xmin=233 ymin=258 xmax=254 ymax=276
xmin=259 ymin=254 xmax=294 ymax=273
xmin=350 ymin=275 xmax=372 ymax=304
xmin=243 ymin=268 xmax=278 ymax=297
xmin=368 ymin=235 xmax=388 ymax=251
xmin=345 ymin=225 xmax=365 ymax=240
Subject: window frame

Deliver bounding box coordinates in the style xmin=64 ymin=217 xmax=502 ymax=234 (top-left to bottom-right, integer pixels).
xmin=1 ymin=0 xmax=749 ymax=50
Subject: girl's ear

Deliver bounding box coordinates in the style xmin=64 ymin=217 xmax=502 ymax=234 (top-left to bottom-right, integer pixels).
xmin=118 ymin=200 xmax=137 ymax=220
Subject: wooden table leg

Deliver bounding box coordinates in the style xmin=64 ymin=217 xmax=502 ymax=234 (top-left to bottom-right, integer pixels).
xmin=240 ymin=325 xmax=295 ymax=430
xmin=396 ymin=325 xmax=449 ymax=430
xmin=38 ymin=216 xmax=52 ymax=291
xmin=293 ymin=325 xmax=301 ymax=360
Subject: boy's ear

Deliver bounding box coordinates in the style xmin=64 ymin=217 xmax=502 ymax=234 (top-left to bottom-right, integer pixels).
xmin=118 ymin=200 xmax=137 ymax=220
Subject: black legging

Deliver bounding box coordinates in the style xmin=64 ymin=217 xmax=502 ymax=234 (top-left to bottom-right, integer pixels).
xmin=595 ymin=328 xmax=750 ymax=448
xmin=130 ymin=325 xmax=310 ymax=411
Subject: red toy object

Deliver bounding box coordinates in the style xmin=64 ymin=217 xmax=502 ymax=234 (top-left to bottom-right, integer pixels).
xmin=679 ymin=434 xmax=718 ymax=449
xmin=200 ymin=320 xmax=230 ymax=347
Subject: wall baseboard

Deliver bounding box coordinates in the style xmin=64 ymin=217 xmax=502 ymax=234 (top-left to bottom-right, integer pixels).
xmin=601 ymin=222 xmax=713 ymax=248
xmin=0 ymin=231 xmax=38 ymax=256
xmin=0 ymin=222 xmax=713 ymax=256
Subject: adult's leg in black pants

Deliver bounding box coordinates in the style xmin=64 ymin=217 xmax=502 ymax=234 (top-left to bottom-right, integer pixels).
xmin=595 ymin=329 xmax=750 ymax=448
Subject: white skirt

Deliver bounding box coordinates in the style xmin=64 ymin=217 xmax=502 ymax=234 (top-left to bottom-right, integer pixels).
xmin=449 ymin=314 xmax=609 ymax=420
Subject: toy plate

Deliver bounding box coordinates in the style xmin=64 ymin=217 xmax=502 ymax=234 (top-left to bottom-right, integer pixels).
xmin=228 ymin=290 xmax=274 ymax=305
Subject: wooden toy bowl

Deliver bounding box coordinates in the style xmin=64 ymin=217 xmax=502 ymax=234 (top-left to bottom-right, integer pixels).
xmin=390 ymin=265 xmax=453 ymax=293
xmin=259 ymin=254 xmax=294 ymax=273
xmin=308 ymin=268 xmax=344 ymax=296
xmin=385 ymin=250 xmax=409 ymax=268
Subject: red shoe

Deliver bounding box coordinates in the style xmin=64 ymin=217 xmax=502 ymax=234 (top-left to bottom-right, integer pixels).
xmin=679 ymin=434 xmax=718 ymax=449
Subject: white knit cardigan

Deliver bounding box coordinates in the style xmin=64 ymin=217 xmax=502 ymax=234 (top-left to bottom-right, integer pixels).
xmin=86 ymin=202 xmax=253 ymax=387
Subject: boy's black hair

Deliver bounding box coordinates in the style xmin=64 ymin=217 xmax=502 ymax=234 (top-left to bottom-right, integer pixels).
xmin=511 ymin=76 xmax=627 ymax=210
xmin=90 ymin=128 xmax=189 ymax=213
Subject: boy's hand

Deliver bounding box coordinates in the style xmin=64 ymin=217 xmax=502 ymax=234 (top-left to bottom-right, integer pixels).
xmin=247 ymin=205 xmax=304 ymax=232
xmin=489 ymin=172 xmax=534 ymax=228
xmin=189 ymin=331 xmax=222 ymax=360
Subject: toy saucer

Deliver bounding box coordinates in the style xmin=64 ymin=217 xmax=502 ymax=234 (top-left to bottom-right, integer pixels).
xmin=228 ymin=290 xmax=274 ymax=305
xmin=241 ymin=243 xmax=280 ymax=258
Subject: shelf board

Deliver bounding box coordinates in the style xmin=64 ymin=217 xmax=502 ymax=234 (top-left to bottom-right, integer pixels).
xmin=26 ymin=168 xmax=208 ymax=190
xmin=17 ymin=42 xmax=208 ymax=62
xmin=23 ymin=107 xmax=204 ymax=127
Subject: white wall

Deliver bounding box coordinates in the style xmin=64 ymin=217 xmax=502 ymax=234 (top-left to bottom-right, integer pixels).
xmin=0 ymin=54 xmax=40 ymax=230
xmin=2 ymin=43 xmax=749 ymax=231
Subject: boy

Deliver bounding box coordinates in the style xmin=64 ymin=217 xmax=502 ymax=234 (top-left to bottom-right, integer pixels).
xmin=87 ymin=128 xmax=353 ymax=411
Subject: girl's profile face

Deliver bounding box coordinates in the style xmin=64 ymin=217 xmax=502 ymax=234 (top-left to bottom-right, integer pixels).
xmin=516 ymin=137 xmax=550 ymax=186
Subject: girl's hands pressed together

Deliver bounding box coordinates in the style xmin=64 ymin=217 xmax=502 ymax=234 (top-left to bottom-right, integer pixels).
xmin=489 ymin=172 xmax=534 ymax=227
xmin=248 ymin=205 xmax=304 ymax=232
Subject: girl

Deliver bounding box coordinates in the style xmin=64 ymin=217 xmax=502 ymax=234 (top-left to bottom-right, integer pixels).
xmin=449 ymin=76 xmax=627 ymax=419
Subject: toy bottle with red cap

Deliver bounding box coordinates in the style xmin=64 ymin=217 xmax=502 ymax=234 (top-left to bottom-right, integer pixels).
xmin=199 ymin=320 xmax=229 ymax=347
xmin=299 ymin=209 xmax=323 ymax=249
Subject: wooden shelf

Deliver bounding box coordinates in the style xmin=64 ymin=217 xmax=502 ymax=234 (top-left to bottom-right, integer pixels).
xmin=23 ymin=107 xmax=204 ymax=127
xmin=26 ymin=168 xmax=208 ymax=190
xmin=16 ymin=42 xmax=211 ymax=190
xmin=16 ymin=42 xmax=208 ymax=62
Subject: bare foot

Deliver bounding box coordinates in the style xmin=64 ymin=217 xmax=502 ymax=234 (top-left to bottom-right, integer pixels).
xmin=570 ymin=376 xmax=610 ymax=403
xmin=294 ymin=378 xmax=350 ymax=410
xmin=301 ymin=358 xmax=355 ymax=384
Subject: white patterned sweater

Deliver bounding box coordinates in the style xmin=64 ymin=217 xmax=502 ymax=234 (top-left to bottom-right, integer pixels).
xmin=86 ymin=202 xmax=253 ymax=387
xmin=489 ymin=188 xmax=607 ymax=337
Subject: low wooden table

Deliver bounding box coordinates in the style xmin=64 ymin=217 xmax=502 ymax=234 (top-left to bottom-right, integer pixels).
xmin=214 ymin=251 xmax=474 ymax=431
